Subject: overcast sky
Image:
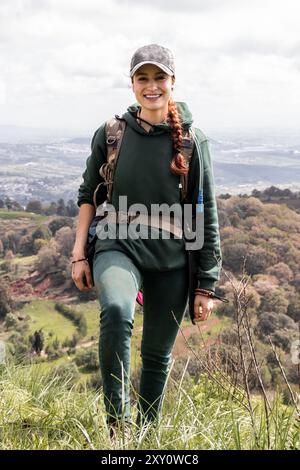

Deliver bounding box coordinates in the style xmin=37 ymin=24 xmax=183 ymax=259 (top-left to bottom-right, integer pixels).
xmin=0 ymin=0 xmax=299 ymax=136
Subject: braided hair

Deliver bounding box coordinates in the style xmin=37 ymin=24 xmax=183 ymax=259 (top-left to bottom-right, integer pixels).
xmin=168 ymin=98 xmax=189 ymax=177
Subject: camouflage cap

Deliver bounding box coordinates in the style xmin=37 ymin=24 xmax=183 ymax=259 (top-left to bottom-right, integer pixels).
xmin=130 ymin=44 xmax=175 ymax=78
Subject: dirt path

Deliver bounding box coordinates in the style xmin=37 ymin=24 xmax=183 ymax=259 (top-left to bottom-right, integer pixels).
xmin=172 ymin=317 xmax=220 ymax=357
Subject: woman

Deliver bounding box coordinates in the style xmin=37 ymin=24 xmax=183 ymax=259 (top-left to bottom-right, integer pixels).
xmin=71 ymin=44 xmax=222 ymax=435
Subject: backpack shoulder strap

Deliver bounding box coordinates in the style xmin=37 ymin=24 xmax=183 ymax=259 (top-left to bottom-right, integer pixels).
xmin=99 ymin=115 xmax=126 ymax=203
xmin=97 ymin=118 xmax=194 ymax=206
xmin=180 ymin=128 xmax=195 ymax=202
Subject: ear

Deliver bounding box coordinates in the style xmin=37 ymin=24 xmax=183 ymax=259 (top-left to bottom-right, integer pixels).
xmin=171 ymin=76 xmax=175 ymax=89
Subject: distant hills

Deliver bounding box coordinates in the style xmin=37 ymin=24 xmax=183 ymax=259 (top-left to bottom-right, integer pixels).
xmin=0 ymin=127 xmax=299 ymax=204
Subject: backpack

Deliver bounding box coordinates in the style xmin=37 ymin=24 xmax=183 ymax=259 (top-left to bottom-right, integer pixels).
xmin=92 ymin=115 xmax=195 ymax=208
xmin=87 ymin=115 xmax=198 ymax=309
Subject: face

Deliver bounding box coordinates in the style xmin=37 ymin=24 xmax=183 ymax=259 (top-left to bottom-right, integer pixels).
xmin=131 ymin=63 xmax=175 ymax=112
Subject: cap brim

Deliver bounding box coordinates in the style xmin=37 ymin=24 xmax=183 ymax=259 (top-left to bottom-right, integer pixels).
xmin=130 ymin=61 xmax=174 ymax=77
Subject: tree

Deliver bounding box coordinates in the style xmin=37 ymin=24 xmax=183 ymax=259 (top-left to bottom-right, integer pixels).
xmin=32 ymin=226 xmax=51 ymax=241
xmin=44 ymin=202 xmax=57 ymax=216
xmin=36 ymin=243 xmax=59 ymax=273
xmin=260 ymin=288 xmax=289 ymax=316
xmin=29 ymin=329 xmax=44 ymax=355
xmin=66 ymin=200 xmax=79 ymax=217
xmin=266 ymin=262 xmax=293 ymax=283
xmin=287 ymin=294 xmax=300 ymax=322
xmin=55 ymin=226 xmax=75 ymax=258
xmin=5 ymin=197 xmax=13 ymax=210
xmin=26 ymin=200 xmax=43 ymax=214
xmin=245 ymin=247 xmax=277 ymax=276
xmin=2 ymin=231 xmax=21 ymax=253
xmin=48 ymin=217 xmax=73 ymax=236
xmin=57 ymin=199 xmax=66 ymax=216
xmin=0 ymin=282 xmax=13 ymax=320
xmin=19 ymin=234 xmax=35 ymax=256
xmin=222 ymin=242 xmax=249 ymax=273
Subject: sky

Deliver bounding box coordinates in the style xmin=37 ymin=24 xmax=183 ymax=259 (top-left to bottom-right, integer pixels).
xmin=0 ymin=0 xmax=299 ymax=136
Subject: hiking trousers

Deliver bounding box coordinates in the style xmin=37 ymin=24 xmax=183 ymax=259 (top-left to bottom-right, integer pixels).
xmin=93 ymin=249 xmax=189 ymax=426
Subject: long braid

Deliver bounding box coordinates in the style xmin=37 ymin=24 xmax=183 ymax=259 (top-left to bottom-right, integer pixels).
xmin=168 ymin=98 xmax=188 ymax=176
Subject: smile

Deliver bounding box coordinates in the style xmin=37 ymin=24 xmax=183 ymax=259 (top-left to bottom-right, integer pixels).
xmin=144 ymin=94 xmax=162 ymax=100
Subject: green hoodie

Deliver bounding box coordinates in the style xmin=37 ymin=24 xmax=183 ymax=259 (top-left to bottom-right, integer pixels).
xmin=78 ymin=101 xmax=222 ymax=291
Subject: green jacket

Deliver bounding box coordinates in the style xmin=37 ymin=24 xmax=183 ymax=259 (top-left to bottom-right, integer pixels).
xmin=78 ymin=101 xmax=222 ymax=291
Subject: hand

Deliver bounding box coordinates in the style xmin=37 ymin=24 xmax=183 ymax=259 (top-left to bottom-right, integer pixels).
xmin=71 ymin=259 xmax=93 ymax=292
xmin=194 ymin=294 xmax=215 ymax=322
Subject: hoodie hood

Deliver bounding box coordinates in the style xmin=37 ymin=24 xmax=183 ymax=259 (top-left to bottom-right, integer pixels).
xmin=120 ymin=101 xmax=193 ymax=135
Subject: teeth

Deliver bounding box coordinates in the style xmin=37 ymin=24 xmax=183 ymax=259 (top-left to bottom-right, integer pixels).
xmin=145 ymin=95 xmax=161 ymax=98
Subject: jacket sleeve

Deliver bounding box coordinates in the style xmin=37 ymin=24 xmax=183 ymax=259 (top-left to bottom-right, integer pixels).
xmin=186 ymin=127 xmax=222 ymax=292
xmin=77 ymin=123 xmax=107 ymax=207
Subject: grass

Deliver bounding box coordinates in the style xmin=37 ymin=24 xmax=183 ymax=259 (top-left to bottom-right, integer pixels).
xmin=0 ymin=361 xmax=298 ymax=450
xmin=12 ymin=255 xmax=38 ymax=266
xmin=21 ymin=300 xmax=76 ymax=344
xmin=70 ymin=300 xmax=144 ymax=370
xmin=0 ymin=209 xmax=46 ymax=222
xmin=71 ymin=300 xmax=100 ymax=339
xmin=203 ymin=315 xmax=232 ymax=338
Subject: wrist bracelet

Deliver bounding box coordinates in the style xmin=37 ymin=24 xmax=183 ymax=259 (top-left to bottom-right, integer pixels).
xmin=195 ymin=288 xmax=214 ymax=298
xmin=71 ymin=258 xmax=88 ymax=264
xmin=195 ymin=288 xmax=229 ymax=303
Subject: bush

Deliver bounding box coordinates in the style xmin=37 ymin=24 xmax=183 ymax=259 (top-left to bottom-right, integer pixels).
xmin=36 ymin=243 xmax=59 ymax=273
xmin=0 ymin=282 xmax=13 ymax=320
xmin=32 ymin=226 xmax=51 ymax=241
xmin=7 ymin=332 xmax=31 ymax=362
xmin=19 ymin=234 xmax=35 ymax=256
xmin=55 ymin=227 xmax=75 ymax=258
xmin=33 ymin=238 xmax=48 ymax=254
xmin=55 ymin=303 xmax=87 ymax=338
xmin=260 ymin=289 xmax=289 ymax=316
xmin=48 ymin=217 xmax=73 ymax=236
xmin=87 ymin=371 xmax=102 ymax=390
xmin=49 ymin=363 xmax=80 ymax=388
xmin=287 ymin=294 xmax=300 ymax=322
xmin=5 ymin=313 xmax=18 ymax=330
xmin=25 ymin=200 xmax=43 ymax=214
xmin=74 ymin=348 xmax=99 ymax=371
xmin=272 ymin=331 xmax=293 ymax=352
xmin=45 ymin=342 xmax=64 ymax=360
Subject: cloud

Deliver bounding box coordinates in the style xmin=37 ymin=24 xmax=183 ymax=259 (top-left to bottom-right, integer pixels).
xmin=114 ymin=0 xmax=229 ymax=12
xmin=0 ymin=0 xmax=299 ymax=131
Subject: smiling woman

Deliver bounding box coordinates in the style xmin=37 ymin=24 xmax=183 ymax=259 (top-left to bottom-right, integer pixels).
xmin=71 ymin=43 xmax=222 ymax=439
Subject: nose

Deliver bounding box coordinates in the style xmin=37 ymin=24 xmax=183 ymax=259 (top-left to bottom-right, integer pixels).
xmin=146 ymin=79 xmax=159 ymax=91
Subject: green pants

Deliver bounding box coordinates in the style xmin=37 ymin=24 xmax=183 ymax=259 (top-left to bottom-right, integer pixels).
xmin=93 ymin=249 xmax=188 ymax=426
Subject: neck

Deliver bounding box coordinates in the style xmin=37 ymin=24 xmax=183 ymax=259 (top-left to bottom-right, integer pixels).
xmin=138 ymin=105 xmax=169 ymax=125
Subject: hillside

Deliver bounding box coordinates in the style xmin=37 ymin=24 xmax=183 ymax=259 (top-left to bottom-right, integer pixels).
xmin=0 ymin=188 xmax=299 ymax=450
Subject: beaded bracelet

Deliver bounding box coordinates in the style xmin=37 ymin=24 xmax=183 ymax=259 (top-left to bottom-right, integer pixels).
xmin=195 ymin=288 xmax=229 ymax=303
xmin=71 ymin=258 xmax=88 ymax=264
xmin=195 ymin=288 xmax=214 ymax=298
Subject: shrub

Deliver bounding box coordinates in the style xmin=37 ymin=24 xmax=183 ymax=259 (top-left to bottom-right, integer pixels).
xmin=55 ymin=303 xmax=87 ymax=338
xmin=74 ymin=348 xmax=99 ymax=371
xmin=49 ymin=363 xmax=80 ymax=388
xmin=48 ymin=217 xmax=73 ymax=236
xmin=0 ymin=282 xmax=13 ymax=320
xmin=5 ymin=313 xmax=18 ymax=330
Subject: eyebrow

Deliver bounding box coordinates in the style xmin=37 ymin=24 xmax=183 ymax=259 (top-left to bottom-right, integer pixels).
xmin=135 ymin=71 xmax=167 ymax=77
